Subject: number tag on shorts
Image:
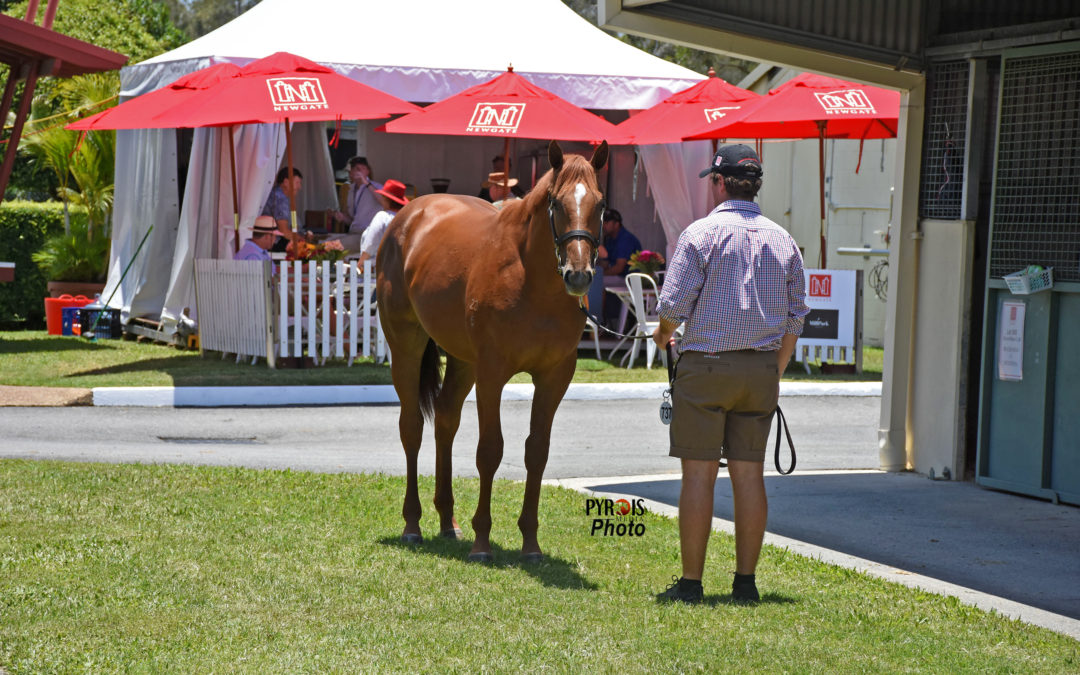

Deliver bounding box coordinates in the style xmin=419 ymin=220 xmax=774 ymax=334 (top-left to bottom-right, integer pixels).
xmin=660 ymin=389 xmax=672 ymax=425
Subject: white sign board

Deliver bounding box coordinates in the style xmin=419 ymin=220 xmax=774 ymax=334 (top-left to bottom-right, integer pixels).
xmin=797 ymin=269 xmax=857 ymax=351
xmin=998 ymin=300 xmax=1026 ymax=381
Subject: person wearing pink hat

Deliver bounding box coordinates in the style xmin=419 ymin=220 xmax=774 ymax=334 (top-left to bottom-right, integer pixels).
xmin=357 ymin=179 xmax=409 ymax=266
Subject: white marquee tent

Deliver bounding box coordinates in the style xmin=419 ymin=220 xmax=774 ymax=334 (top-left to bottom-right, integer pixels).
xmin=105 ymin=0 xmax=704 ymax=332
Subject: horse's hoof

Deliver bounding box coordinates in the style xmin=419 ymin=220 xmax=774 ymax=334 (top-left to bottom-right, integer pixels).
xmin=401 ymin=532 xmax=423 ymax=545
xmin=521 ymin=551 xmax=545 ymax=564
xmin=467 ymin=551 xmax=493 ymax=563
xmin=440 ymin=528 xmax=463 ymax=540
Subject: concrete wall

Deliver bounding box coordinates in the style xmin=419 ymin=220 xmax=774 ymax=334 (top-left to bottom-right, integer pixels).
xmin=758 ymin=138 xmax=896 ymax=347
xmin=909 ymin=220 xmax=974 ymax=477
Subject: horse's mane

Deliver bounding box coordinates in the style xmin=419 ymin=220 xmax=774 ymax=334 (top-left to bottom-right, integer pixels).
xmin=496 ymin=153 xmax=598 ymax=226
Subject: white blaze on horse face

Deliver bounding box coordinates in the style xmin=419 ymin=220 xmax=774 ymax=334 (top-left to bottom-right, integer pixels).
xmin=574 ymin=183 xmax=586 ymax=220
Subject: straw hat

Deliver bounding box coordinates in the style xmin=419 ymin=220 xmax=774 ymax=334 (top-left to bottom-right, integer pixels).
xmin=482 ymin=172 xmax=519 ymax=188
xmin=252 ymin=215 xmax=279 ymax=235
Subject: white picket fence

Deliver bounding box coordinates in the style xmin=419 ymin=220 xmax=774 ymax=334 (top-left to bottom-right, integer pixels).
xmin=277 ymin=259 xmax=386 ymax=365
xmin=195 ymin=258 xmax=385 ymax=367
xmin=195 ymin=258 xmax=276 ymax=362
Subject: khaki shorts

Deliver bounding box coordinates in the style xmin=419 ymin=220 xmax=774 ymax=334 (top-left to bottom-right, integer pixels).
xmin=669 ymin=349 xmax=779 ymax=463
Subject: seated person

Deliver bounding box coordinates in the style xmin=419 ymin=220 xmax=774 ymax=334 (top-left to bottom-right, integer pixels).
xmin=261 ymin=167 xmax=306 ymax=251
xmin=484 ymin=172 xmax=520 ymax=209
xmin=597 ymin=208 xmax=642 ymax=329
xmin=477 ymin=155 xmax=525 ymax=202
xmin=358 ymin=179 xmax=409 ymax=266
xmin=598 ymin=208 xmax=642 ymax=278
xmin=233 ymin=215 xmax=280 ymax=262
xmin=334 ymin=156 xmax=383 ymax=235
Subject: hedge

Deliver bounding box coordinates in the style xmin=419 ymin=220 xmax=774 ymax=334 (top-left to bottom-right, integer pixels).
xmin=0 ymin=201 xmax=89 ymax=329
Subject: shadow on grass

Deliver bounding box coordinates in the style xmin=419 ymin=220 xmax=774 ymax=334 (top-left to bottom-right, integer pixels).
xmin=64 ymin=354 xmax=392 ymax=387
xmin=702 ymin=592 xmax=797 ymax=607
xmin=379 ymin=535 xmax=599 ymax=591
xmin=0 ymin=335 xmax=114 ymax=353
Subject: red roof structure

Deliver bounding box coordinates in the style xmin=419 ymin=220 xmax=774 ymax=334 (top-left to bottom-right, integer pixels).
xmin=0 ymin=1 xmax=128 ymax=199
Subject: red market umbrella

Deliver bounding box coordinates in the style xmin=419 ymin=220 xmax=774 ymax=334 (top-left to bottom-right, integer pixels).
xmin=608 ymin=68 xmax=760 ymax=146
xmin=151 ymin=52 xmax=422 ymax=239
xmin=67 ymin=62 xmax=248 ymax=249
xmin=381 ymin=67 xmax=616 ymax=191
xmin=151 ymin=52 xmax=421 ymax=128
xmin=69 ymin=52 xmax=422 ymax=248
xmin=66 ymin=63 xmax=242 ymax=131
xmin=683 ymin=73 xmax=900 ymax=267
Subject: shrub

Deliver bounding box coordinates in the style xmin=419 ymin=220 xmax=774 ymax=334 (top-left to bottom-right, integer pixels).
xmin=0 ymin=201 xmax=89 ymax=329
xmin=32 ymin=220 xmax=109 ymax=282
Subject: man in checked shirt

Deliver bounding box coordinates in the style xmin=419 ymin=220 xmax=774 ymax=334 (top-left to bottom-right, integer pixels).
xmin=653 ymin=144 xmax=809 ymax=605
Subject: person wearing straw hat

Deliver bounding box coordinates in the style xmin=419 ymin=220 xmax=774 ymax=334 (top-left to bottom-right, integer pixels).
xmin=483 ymin=172 xmax=520 ymax=209
xmin=357 ymin=179 xmax=409 ymax=266
xmin=652 ymin=144 xmax=808 ymax=605
xmin=233 ymin=215 xmax=280 ymax=262
xmin=477 ymin=155 xmax=525 ymax=202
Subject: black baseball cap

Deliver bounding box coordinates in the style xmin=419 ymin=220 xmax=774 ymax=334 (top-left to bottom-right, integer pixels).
xmin=699 ymin=144 xmax=763 ymax=178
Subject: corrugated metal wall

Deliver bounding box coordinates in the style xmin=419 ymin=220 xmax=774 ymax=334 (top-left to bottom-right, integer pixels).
xmin=637 ymin=1 xmax=1080 ymax=72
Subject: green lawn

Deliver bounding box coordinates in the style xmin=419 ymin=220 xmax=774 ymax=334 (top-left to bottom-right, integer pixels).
xmin=0 ymin=461 xmax=1073 ymax=672
xmin=0 ymin=330 xmax=882 ymax=388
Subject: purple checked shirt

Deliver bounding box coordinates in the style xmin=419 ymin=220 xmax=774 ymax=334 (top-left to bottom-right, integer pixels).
xmin=657 ymin=200 xmax=808 ymax=354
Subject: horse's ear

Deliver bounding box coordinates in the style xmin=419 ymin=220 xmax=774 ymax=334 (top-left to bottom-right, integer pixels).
xmin=548 ymin=140 xmax=564 ymax=172
xmin=590 ymin=141 xmax=609 ymax=172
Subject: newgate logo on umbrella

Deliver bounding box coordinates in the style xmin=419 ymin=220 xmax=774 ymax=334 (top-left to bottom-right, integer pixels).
xmin=267 ymin=78 xmax=328 ymax=112
xmin=467 ymin=102 xmax=526 ymax=134
xmin=814 ymin=89 xmax=876 ymax=115
xmin=703 ymin=106 xmax=741 ymax=123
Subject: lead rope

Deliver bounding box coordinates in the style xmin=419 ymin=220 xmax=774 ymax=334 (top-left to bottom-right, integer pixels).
xmin=774 ymin=405 xmax=796 ymax=475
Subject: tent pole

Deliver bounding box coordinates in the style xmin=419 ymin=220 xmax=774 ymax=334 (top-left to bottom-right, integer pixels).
xmin=502 ymin=137 xmax=510 ymax=192
xmin=285 ymin=116 xmax=298 ymax=235
xmin=228 ymin=125 xmax=240 ymax=254
xmin=817 ymin=120 xmax=827 ymax=269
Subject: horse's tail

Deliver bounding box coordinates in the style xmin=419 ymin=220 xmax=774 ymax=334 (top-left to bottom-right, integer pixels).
xmin=418 ymin=338 xmax=443 ymax=422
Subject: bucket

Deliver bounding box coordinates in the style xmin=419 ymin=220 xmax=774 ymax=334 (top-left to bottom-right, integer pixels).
xmin=44 ymin=294 xmax=91 ymax=335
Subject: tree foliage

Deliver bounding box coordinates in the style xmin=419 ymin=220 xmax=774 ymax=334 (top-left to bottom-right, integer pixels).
xmin=560 ymin=0 xmax=756 ymax=84
xmin=9 ymin=0 xmax=187 ymax=66
xmin=161 ymin=0 xmax=260 ymax=41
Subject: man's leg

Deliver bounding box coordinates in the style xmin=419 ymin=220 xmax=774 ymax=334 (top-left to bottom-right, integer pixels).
xmin=726 ymin=458 xmax=767 ymax=574
xmin=679 ymin=458 xmax=720 ymax=580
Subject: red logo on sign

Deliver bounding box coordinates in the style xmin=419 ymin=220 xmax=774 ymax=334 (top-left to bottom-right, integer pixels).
xmin=809 ymin=274 xmax=831 ymax=297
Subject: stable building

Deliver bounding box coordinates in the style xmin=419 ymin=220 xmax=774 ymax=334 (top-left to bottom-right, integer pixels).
xmin=599 ymin=0 xmax=1080 ymax=504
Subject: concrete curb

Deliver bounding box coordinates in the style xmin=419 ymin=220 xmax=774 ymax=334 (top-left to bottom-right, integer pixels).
xmin=546 ymin=472 xmax=1080 ymax=641
xmin=91 ymin=381 xmax=882 ymax=407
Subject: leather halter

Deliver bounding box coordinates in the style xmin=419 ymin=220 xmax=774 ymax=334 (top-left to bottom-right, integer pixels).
xmin=547 ymin=194 xmax=601 ymax=273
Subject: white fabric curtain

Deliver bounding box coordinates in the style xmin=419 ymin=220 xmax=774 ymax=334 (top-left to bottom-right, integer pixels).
xmin=105 ymin=128 xmax=180 ymax=321
xmin=158 ymin=121 xmax=337 ymax=330
xmin=637 ymin=142 xmax=715 ymax=259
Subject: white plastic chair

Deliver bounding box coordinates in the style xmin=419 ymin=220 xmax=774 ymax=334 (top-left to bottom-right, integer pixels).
xmin=583 ymin=316 xmax=602 ymax=359
xmin=622 ymin=272 xmax=662 ymax=369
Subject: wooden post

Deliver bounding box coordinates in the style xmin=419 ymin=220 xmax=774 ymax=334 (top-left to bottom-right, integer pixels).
xmin=284 ymin=116 xmax=298 ymax=234
xmin=817 ymin=120 xmax=828 ymax=269
xmin=227 ymin=126 xmax=240 ymax=254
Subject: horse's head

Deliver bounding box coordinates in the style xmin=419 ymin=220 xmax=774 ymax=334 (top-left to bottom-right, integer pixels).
xmin=546 ymin=139 xmax=609 ymax=296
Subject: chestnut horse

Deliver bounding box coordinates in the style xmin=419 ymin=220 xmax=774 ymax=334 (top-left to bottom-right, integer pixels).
xmin=377 ymin=140 xmax=608 ymax=562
